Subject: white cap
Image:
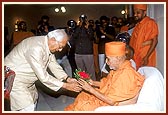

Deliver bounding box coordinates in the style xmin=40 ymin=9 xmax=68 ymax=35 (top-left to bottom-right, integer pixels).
xmin=47 ymin=29 xmax=68 ymax=42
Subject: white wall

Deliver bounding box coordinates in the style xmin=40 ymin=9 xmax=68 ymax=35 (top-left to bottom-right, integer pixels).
xmin=148 ymin=4 xmax=165 ymax=76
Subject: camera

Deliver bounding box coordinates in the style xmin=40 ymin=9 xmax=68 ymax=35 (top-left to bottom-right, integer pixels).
xmin=115 ymin=32 xmax=131 ymax=45
xmin=79 ymin=14 xmax=87 ymax=21
xmin=67 ymin=20 xmax=77 ymax=29
xmin=79 ymin=14 xmax=87 ymax=26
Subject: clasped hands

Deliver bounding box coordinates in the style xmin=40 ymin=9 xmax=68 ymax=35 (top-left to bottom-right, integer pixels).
xmin=66 ymin=77 xmax=94 ymax=93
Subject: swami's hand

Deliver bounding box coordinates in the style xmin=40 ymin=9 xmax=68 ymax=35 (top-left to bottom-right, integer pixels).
xmin=141 ymin=56 xmax=149 ymax=66
xmin=63 ymin=82 xmax=82 ymax=92
xmin=78 ymin=78 xmax=94 ymax=92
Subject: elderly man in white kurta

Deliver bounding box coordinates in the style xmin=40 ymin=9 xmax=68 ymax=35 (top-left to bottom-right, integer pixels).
xmin=4 ymin=29 xmax=81 ymax=111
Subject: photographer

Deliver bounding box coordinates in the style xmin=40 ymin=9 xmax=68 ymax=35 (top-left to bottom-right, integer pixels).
xmin=72 ymin=14 xmax=96 ymax=80
xmin=66 ymin=20 xmax=78 ymax=75
xmin=37 ymin=15 xmax=55 ymax=36
xmin=55 ymin=20 xmax=77 ymax=77
xmin=95 ymin=16 xmax=116 ymax=80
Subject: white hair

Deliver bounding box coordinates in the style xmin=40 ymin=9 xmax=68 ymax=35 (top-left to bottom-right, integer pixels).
xmin=47 ymin=29 xmax=68 ymax=42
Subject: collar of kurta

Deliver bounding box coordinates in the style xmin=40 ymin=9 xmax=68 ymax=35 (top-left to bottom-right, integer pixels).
xmin=45 ymin=35 xmax=52 ymax=55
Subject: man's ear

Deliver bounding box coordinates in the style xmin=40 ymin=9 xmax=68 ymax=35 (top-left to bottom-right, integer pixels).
xmin=48 ymin=37 xmax=57 ymax=45
xmin=51 ymin=37 xmax=55 ymax=40
xmin=50 ymin=37 xmax=57 ymax=42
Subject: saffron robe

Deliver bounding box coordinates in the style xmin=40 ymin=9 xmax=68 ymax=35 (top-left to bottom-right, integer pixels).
xmin=64 ymin=60 xmax=145 ymax=111
xmin=129 ymin=16 xmax=159 ymax=69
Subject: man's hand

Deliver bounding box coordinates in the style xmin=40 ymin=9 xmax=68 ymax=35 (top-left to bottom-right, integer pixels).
xmin=141 ymin=56 xmax=149 ymax=66
xmin=66 ymin=77 xmax=78 ymax=83
xmin=63 ymin=82 xmax=82 ymax=92
xmin=99 ymin=27 xmax=105 ymax=34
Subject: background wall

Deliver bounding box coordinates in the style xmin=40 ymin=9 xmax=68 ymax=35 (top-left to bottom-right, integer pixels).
xmin=150 ymin=4 xmax=165 ymax=76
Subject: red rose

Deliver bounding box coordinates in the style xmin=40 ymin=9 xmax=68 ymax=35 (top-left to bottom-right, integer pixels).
xmin=78 ymin=71 xmax=90 ymax=80
xmin=74 ymin=68 xmax=91 ymax=82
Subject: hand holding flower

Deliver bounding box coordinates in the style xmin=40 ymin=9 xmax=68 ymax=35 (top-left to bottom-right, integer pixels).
xmin=77 ymin=78 xmax=94 ymax=92
xmin=88 ymin=79 xmax=94 ymax=86
xmin=74 ymin=68 xmax=91 ymax=82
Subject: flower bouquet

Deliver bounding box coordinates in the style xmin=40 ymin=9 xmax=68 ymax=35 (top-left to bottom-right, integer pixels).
xmin=73 ymin=68 xmax=91 ymax=82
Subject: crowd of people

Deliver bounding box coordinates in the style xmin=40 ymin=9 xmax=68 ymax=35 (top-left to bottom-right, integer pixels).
xmin=4 ymin=4 xmax=160 ymax=111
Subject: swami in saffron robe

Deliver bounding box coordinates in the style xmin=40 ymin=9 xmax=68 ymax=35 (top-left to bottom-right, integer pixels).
xmin=129 ymin=16 xmax=159 ymax=69
xmin=64 ymin=60 xmax=145 ymax=111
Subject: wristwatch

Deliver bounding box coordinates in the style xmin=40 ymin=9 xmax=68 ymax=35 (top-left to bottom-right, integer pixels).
xmin=65 ymin=76 xmax=70 ymax=82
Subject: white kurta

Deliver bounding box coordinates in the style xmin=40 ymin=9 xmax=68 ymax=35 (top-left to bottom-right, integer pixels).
xmin=4 ymin=35 xmax=67 ymax=110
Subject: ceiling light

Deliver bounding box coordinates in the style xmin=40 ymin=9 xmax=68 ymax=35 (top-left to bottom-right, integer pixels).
xmin=61 ymin=6 xmax=66 ymax=13
xmin=55 ymin=8 xmax=59 ymax=12
xmin=121 ymin=10 xmax=126 ymax=14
